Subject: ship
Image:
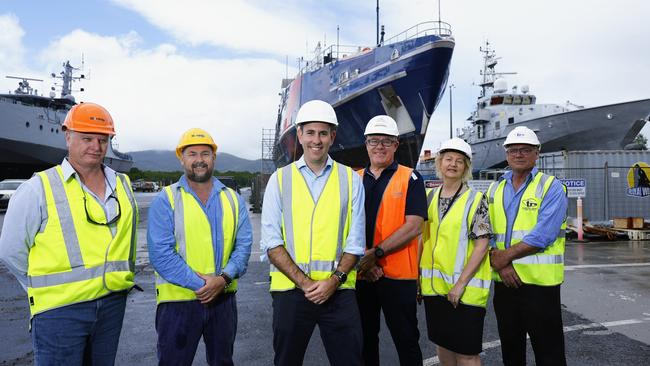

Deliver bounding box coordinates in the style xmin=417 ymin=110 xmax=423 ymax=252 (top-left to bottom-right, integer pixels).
xmin=0 ymin=61 xmax=134 ymax=179
xmin=457 ymin=43 xmax=650 ymax=173
xmin=273 ymin=20 xmax=455 ymax=169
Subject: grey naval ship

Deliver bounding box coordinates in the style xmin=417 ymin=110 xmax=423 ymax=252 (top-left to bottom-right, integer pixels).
xmin=0 ymin=61 xmax=133 ymax=179
xmin=458 ymin=43 xmax=650 ymax=173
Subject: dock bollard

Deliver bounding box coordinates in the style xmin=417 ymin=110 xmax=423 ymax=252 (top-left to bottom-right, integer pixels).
xmin=577 ymin=197 xmax=583 ymax=241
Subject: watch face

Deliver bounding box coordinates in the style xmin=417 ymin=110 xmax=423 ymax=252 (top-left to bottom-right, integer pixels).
xmin=339 ymin=272 xmax=348 ymax=283
xmin=375 ymin=247 xmax=385 ymax=258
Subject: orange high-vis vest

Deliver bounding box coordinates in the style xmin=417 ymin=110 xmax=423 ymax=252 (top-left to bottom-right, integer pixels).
xmin=358 ymin=164 xmax=419 ymax=279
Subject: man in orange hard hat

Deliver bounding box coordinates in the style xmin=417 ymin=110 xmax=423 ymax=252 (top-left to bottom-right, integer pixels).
xmin=0 ymin=102 xmax=139 ymax=365
xmin=147 ymin=128 xmax=252 ymax=365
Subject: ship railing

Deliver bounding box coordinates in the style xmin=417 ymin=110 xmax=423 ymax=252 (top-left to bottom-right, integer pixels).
xmin=382 ymin=21 xmax=453 ymax=46
xmin=301 ymin=21 xmax=452 ymax=74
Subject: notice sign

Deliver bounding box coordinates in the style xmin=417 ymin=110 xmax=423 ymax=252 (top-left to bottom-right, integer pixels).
xmin=560 ymin=179 xmax=586 ymax=198
xmin=468 ymin=180 xmax=493 ymax=193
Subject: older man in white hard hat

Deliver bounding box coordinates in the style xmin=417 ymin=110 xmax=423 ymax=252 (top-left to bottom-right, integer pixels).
xmin=486 ymin=126 xmax=568 ymax=366
xmin=355 ymin=115 xmax=426 ymax=365
xmin=261 ymin=100 xmax=365 ymax=366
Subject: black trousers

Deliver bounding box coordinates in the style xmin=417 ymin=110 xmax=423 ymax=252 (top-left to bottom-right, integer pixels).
xmin=493 ymin=282 xmax=567 ymax=366
xmin=272 ymin=289 xmax=363 ymax=366
xmin=356 ymin=278 xmax=422 ymax=366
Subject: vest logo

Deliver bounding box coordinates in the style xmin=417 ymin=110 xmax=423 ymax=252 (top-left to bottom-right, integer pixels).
xmin=522 ymin=198 xmax=539 ymax=211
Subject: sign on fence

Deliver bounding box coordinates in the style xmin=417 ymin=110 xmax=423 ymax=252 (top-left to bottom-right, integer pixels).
xmin=560 ymin=179 xmax=586 ymax=198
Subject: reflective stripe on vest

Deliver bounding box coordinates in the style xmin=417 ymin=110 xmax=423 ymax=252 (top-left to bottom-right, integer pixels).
xmin=269 ymin=161 xmax=355 ymax=291
xmin=155 ymin=183 xmax=239 ymax=303
xmin=357 ymin=165 xmax=419 ymax=279
xmin=27 ymin=166 xmax=137 ymax=316
xmin=420 ymin=187 xmax=492 ymax=307
xmin=488 ymin=172 xmax=566 ymax=286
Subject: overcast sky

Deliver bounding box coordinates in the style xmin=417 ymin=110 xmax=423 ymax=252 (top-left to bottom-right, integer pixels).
xmin=1 ymin=0 xmax=649 ymax=160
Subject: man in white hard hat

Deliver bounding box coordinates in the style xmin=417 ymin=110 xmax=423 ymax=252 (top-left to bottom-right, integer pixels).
xmin=261 ymin=100 xmax=365 ymax=365
xmin=355 ymin=115 xmax=426 ymax=365
xmin=486 ymin=126 xmax=568 ymax=366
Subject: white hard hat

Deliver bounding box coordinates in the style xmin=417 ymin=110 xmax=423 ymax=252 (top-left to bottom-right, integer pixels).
xmin=439 ymin=137 xmax=472 ymax=160
xmin=295 ymin=100 xmax=338 ymax=126
xmin=364 ymin=115 xmax=399 ymax=136
xmin=503 ymin=126 xmax=540 ymax=146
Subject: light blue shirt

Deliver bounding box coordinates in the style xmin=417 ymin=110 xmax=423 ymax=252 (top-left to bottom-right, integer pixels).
xmin=260 ymin=155 xmax=365 ymax=257
xmin=0 ymin=159 xmax=122 ymax=291
xmin=491 ymin=167 xmax=567 ymax=249
xmin=147 ymin=176 xmax=252 ymax=291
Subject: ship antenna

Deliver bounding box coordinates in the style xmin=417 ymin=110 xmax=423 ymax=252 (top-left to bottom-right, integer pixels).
xmin=376 ymin=0 xmax=380 ymax=46
xmin=337 ymin=25 xmax=340 ymax=59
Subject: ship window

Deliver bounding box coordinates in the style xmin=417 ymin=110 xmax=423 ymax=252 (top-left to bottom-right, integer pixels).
xmin=512 ymin=95 xmax=522 ymax=105
xmin=508 ymin=117 xmax=514 ymax=124
xmin=39 ymin=125 xmax=43 ymax=130
xmin=56 ymin=129 xmax=59 ymax=133
xmin=25 ymin=121 xmax=30 ymax=128
xmin=495 ymin=120 xmax=500 ymax=129
xmin=503 ymin=95 xmax=513 ymax=104
xmin=478 ymin=125 xmax=486 ymax=139
xmin=490 ymin=96 xmax=504 ymax=105
xmin=522 ymin=95 xmax=531 ymax=105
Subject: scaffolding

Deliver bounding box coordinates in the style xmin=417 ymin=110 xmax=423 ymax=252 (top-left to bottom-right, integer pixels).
xmin=251 ymin=128 xmax=277 ymax=213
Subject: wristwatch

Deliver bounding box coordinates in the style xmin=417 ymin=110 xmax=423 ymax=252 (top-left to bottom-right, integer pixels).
xmin=374 ymin=246 xmax=385 ymax=258
xmin=332 ymin=270 xmax=348 ymax=285
xmin=219 ymin=272 xmax=233 ymax=287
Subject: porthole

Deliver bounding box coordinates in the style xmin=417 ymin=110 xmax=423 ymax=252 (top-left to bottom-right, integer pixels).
xmin=26 ymin=121 xmax=30 ymax=128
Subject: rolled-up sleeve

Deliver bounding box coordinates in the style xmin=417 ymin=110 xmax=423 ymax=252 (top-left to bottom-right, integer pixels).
xmin=522 ymin=180 xmax=567 ymax=249
xmin=223 ymin=193 xmax=253 ymax=279
xmin=146 ymin=191 xmax=204 ymax=290
xmin=343 ymin=172 xmax=366 ymax=256
xmin=260 ymin=171 xmax=284 ymax=253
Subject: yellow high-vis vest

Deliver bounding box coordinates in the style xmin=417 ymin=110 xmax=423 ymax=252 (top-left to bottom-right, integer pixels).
xmin=269 ymin=161 xmax=355 ymax=291
xmin=28 ymin=166 xmax=137 ymax=317
xmin=155 ymin=183 xmax=239 ymax=304
xmin=487 ymin=172 xmax=566 ymax=286
xmin=420 ymin=187 xmax=492 ymax=307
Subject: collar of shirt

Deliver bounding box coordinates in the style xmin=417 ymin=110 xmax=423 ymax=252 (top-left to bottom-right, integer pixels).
xmin=295 ymin=155 xmax=334 ymax=178
xmin=501 ymin=166 xmax=539 ymax=192
xmin=60 ymin=158 xmax=118 ymax=197
xmin=363 ymin=160 xmax=398 ymax=179
xmin=177 ymin=175 xmax=226 ymax=204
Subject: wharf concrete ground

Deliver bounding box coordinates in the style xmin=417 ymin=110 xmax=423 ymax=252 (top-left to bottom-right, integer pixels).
xmin=1 ymin=191 xmax=650 ymax=365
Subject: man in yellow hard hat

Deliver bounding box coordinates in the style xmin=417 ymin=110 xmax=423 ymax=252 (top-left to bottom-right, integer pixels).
xmin=147 ymin=128 xmax=252 ymax=365
xmin=261 ymin=100 xmax=365 ymax=366
xmin=0 ymin=102 xmax=138 ymax=364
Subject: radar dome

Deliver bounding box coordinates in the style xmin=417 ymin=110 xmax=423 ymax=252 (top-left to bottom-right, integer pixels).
xmin=49 ymin=91 xmax=56 ymax=98
xmin=521 ymin=84 xmax=530 ymax=94
xmin=493 ymin=78 xmax=508 ymax=93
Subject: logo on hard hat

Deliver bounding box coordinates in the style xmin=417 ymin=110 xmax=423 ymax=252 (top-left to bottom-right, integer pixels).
xmin=89 ymin=116 xmax=106 ymax=122
xmin=522 ymin=198 xmax=539 ymax=211
xmin=192 ymin=133 xmax=206 ymax=138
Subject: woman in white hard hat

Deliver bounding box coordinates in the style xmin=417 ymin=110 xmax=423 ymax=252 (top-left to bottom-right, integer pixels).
xmin=419 ymin=137 xmax=492 ymax=365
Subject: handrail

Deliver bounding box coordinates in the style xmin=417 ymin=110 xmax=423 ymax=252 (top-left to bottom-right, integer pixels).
xmin=298 ymin=21 xmax=453 ymax=76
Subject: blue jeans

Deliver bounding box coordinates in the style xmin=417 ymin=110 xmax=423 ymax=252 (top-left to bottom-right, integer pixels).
xmin=155 ymin=293 xmax=237 ymax=366
xmin=31 ymin=291 xmax=127 ymax=366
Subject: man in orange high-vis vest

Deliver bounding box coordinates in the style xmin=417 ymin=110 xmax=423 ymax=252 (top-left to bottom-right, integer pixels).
xmin=356 ymin=115 xmax=427 ymax=366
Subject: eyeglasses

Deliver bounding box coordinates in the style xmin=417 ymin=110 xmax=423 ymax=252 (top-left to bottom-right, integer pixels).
xmin=506 ymin=147 xmax=537 ymax=156
xmin=83 ymin=189 xmax=121 ymax=226
xmin=366 ymin=138 xmax=397 ymax=147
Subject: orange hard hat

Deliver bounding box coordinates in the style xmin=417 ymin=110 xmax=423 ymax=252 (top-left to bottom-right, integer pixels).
xmin=176 ymin=128 xmax=218 ymax=159
xmin=62 ymin=102 xmax=116 ymax=136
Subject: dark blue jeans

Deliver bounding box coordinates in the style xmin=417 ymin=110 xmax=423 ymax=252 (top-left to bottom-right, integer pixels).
xmin=31 ymin=291 xmax=127 ymax=366
xmin=155 ymin=293 xmax=237 ymax=366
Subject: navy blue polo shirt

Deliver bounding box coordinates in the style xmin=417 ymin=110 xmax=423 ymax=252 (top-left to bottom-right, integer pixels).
xmin=362 ymin=161 xmax=428 ymax=249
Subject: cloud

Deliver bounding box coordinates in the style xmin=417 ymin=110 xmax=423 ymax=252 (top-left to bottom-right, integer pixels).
xmin=0 ymin=14 xmax=25 ymax=74
xmin=36 ymin=29 xmax=286 ymax=159
xmin=110 ymin=0 xmax=354 ymax=57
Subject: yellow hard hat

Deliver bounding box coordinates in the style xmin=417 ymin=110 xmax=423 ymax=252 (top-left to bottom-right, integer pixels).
xmin=176 ymin=128 xmax=218 ymax=159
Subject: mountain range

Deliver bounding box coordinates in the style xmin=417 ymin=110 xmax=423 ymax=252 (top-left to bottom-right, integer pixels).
xmin=128 ymin=150 xmax=261 ymax=172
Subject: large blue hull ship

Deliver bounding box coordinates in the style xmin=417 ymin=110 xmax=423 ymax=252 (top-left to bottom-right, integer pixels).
xmin=273 ymin=21 xmax=454 ymax=169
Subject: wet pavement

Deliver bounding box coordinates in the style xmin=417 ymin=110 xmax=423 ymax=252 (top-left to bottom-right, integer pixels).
xmin=1 ymin=192 xmax=649 ymax=365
